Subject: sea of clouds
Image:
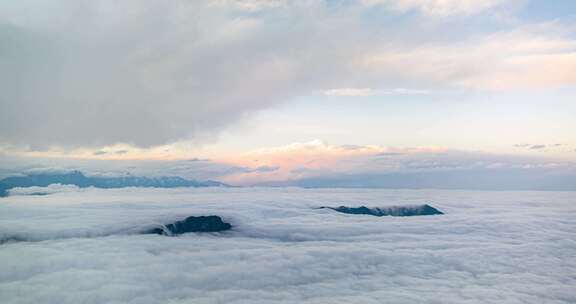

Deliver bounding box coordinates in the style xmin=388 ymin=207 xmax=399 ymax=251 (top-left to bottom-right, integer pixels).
xmin=0 ymin=187 xmax=575 ymax=303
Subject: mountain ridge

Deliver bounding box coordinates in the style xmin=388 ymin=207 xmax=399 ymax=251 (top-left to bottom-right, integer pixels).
xmin=0 ymin=171 xmax=228 ymax=197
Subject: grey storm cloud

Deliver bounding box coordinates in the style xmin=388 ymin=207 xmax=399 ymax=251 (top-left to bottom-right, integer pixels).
xmin=0 ymin=0 xmax=368 ymax=148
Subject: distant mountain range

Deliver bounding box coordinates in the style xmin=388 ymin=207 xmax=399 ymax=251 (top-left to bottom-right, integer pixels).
xmin=0 ymin=171 xmax=228 ymax=197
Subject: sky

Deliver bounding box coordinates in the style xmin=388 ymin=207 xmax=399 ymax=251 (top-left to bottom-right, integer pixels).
xmin=0 ymin=0 xmax=575 ymax=188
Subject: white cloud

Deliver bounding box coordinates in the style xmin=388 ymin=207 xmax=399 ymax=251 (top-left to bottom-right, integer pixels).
xmin=2 ymin=140 xmax=575 ymax=189
xmin=214 ymin=140 xmax=576 ymax=188
xmin=209 ymin=0 xmax=287 ymax=11
xmin=0 ymin=187 xmax=575 ymax=303
xmin=363 ymin=0 xmax=509 ymax=16
xmin=385 ymin=88 xmax=430 ymax=95
xmin=0 ymin=155 xmax=242 ymax=181
xmin=321 ymin=88 xmax=429 ymax=96
xmin=7 ymin=184 xmax=83 ymax=196
xmin=322 ymin=88 xmax=378 ymax=96
xmin=0 ymin=0 xmax=363 ymax=148
xmin=0 ymin=1 xmax=574 ymax=150
xmin=359 ymin=23 xmax=576 ymax=90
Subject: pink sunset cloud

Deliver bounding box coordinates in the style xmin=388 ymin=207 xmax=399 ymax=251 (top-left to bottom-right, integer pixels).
xmin=218 ymin=140 xmax=450 ymax=184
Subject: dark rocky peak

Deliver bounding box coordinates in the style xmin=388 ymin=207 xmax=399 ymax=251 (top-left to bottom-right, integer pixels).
xmin=144 ymin=216 xmax=232 ymax=236
xmin=319 ymin=204 xmax=443 ymax=217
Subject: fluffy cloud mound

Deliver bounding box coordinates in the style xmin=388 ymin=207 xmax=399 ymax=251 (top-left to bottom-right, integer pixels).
xmin=0 ymin=187 xmax=575 ymax=303
xmin=7 ymin=183 xmax=83 ymax=196
xmin=0 ymin=0 xmax=362 ymax=148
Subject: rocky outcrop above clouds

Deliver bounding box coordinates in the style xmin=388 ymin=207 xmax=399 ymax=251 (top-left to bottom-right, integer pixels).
xmin=320 ymin=204 xmax=443 ymax=217
xmin=144 ymin=216 xmax=232 ymax=236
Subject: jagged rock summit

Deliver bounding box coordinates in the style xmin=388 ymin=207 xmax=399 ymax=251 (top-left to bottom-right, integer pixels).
xmin=320 ymin=204 xmax=444 ymax=217
xmin=145 ymin=216 xmax=232 ymax=236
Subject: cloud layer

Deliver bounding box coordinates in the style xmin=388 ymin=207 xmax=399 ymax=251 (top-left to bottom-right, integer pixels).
xmin=1 ymin=140 xmax=575 ymax=190
xmin=220 ymin=140 xmax=576 ymax=189
xmin=0 ymin=187 xmax=575 ymax=303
